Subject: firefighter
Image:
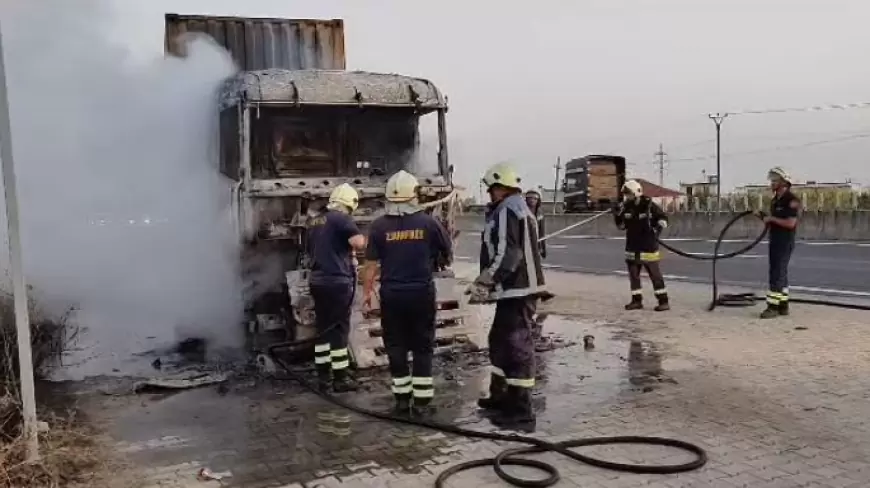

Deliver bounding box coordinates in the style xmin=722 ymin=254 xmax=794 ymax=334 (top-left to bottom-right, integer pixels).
xmin=759 ymin=167 xmax=800 ymax=319
xmin=524 ymin=190 xmax=547 ymax=260
xmin=525 ymin=189 xmax=549 ymax=341
xmin=307 ymin=183 xmax=367 ymax=392
xmin=362 ymin=171 xmax=452 ymax=417
xmin=471 ymin=162 xmax=546 ymax=426
xmin=613 ymin=179 xmax=670 ymax=311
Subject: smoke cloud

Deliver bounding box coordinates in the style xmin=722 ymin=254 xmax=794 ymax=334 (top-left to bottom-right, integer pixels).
xmin=0 ymin=0 xmax=243 ymax=378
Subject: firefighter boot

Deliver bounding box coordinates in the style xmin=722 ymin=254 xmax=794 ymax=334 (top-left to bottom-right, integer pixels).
xmin=779 ymin=301 xmax=790 ymax=316
xmin=624 ymin=295 xmax=643 ymax=310
xmin=411 ymin=397 xmax=436 ymax=418
xmin=477 ymin=374 xmax=508 ymax=411
xmin=759 ymin=305 xmax=779 ymax=319
xmin=492 ymin=386 xmax=536 ymax=430
xmin=316 ymin=364 xmax=331 ymax=391
xmin=392 ymin=393 xmax=412 ymax=417
xmin=654 ymin=295 xmax=670 ymax=312
xmin=332 ymin=369 xmax=358 ymax=393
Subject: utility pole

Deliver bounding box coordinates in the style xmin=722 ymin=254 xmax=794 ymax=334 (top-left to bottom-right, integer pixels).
xmin=552 ymin=157 xmax=561 ymax=215
xmin=654 ymin=143 xmax=667 ymax=187
xmin=709 ymin=113 xmax=728 ymax=212
xmin=0 ymin=22 xmax=40 ymax=462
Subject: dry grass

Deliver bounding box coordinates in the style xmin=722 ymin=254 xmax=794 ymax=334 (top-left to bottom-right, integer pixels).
xmin=0 ymin=286 xmax=105 ymax=487
xmin=0 ymin=412 xmax=104 ymax=488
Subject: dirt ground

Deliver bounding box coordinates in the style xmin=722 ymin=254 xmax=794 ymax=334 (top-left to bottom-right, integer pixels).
xmin=47 ymin=264 xmax=870 ymax=487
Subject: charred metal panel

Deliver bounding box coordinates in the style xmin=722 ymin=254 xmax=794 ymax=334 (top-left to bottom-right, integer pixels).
xmin=165 ymin=14 xmax=346 ymax=71
xmin=219 ymin=70 xmax=446 ymax=110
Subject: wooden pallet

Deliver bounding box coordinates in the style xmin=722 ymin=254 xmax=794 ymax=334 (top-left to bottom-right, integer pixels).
xmin=348 ymin=277 xmax=484 ymax=369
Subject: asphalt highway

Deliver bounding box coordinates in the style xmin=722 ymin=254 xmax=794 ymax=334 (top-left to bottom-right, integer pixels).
xmin=455 ymin=233 xmax=870 ymax=300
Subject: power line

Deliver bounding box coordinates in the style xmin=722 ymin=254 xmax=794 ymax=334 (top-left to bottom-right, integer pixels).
xmin=718 ymin=101 xmax=870 ymax=117
xmin=668 ymin=132 xmax=870 ymax=163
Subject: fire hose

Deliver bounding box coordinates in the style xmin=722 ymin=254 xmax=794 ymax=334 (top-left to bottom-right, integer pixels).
xmin=655 ymin=210 xmax=870 ymax=312
xmin=268 ymin=338 xmax=706 ymax=488
xmin=268 ymin=216 xmax=706 ymax=487
xmin=265 ymin=209 xmax=870 ymax=486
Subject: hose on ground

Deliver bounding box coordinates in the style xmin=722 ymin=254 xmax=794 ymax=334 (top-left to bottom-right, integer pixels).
xmin=656 ymin=210 xmax=870 ymax=312
xmin=267 ymin=341 xmax=707 ymax=487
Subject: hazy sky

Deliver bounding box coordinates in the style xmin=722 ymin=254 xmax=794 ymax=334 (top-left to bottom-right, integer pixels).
xmin=68 ymin=0 xmax=870 ymax=191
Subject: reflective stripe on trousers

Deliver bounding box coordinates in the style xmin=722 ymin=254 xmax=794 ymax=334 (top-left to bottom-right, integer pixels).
xmin=766 ymin=288 xmax=789 ymax=305
xmin=314 ymin=343 xmax=331 ymax=365
xmin=412 ymin=377 xmax=434 ymax=398
xmin=392 ymin=376 xmax=412 ymax=395
xmin=625 ymin=251 xmax=661 ymax=262
xmin=331 ymin=347 xmax=349 ymax=370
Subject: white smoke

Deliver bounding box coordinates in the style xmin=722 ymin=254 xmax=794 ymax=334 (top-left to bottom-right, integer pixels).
xmin=0 ymin=0 xmax=244 ymax=378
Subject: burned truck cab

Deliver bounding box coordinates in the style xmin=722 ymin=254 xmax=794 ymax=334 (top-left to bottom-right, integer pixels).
xmin=216 ymin=69 xmax=456 ymax=354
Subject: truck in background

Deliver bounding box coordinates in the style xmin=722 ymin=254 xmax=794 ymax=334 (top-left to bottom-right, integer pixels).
xmin=562 ymin=155 xmax=627 ymax=212
xmin=164 ymin=13 xmax=480 ymax=368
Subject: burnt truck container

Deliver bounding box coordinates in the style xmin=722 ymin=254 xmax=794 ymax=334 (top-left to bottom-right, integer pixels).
xmin=562 ymin=155 xmax=627 ymax=212
xmin=164 ymin=14 xmax=475 ymax=368
xmin=165 ymin=14 xmax=346 ymax=70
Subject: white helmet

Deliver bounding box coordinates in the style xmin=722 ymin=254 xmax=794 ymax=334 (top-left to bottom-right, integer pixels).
xmin=768 ymin=167 xmax=792 ymax=184
xmin=328 ymin=183 xmax=359 ymax=212
xmin=385 ymin=170 xmax=419 ymax=203
xmin=482 ymin=162 xmax=522 ymax=190
xmin=622 ymin=179 xmax=643 ymax=199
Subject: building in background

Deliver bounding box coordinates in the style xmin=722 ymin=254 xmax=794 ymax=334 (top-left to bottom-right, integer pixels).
xmin=733 ymin=179 xmax=861 ymax=210
xmin=679 ymin=172 xmax=719 ymax=200
xmin=634 ymin=178 xmax=685 ymax=211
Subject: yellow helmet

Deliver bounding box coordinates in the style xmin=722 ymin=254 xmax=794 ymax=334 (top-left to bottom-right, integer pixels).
xmin=768 ymin=166 xmax=792 ymax=184
xmin=328 ymin=183 xmax=359 ymax=212
xmin=385 ymin=170 xmax=419 ymax=203
xmin=482 ymin=162 xmax=522 ymax=190
xmin=622 ymin=179 xmax=643 ymax=198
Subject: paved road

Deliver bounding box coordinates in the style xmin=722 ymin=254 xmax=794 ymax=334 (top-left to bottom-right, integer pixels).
xmin=456 ymin=233 xmax=870 ymax=299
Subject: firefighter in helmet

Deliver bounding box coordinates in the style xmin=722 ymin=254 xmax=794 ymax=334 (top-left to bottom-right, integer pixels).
xmin=307 ymin=183 xmax=367 ymax=391
xmin=759 ymin=166 xmax=800 ymax=319
xmin=524 ymin=190 xmax=547 ymax=260
xmin=363 ymin=171 xmax=452 ymax=417
xmin=470 ymin=162 xmax=546 ymax=426
xmin=613 ymin=179 xmax=670 ymax=311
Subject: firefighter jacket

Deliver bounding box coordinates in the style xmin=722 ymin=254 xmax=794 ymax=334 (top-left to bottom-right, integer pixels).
xmin=531 ymin=206 xmax=547 ymax=258
xmin=479 ymin=194 xmax=547 ymax=300
xmin=613 ymin=196 xmax=668 ymax=256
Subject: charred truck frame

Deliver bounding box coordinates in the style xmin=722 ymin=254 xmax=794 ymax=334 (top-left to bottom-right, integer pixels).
xmin=166 ymin=14 xmax=478 ymax=368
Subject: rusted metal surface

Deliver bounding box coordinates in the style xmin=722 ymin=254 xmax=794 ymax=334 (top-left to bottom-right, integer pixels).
xmin=165 ymin=13 xmax=346 ymax=71
xmin=219 ymin=70 xmax=446 ymax=110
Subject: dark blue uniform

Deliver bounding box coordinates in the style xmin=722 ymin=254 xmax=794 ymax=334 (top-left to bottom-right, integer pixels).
xmin=307 ymin=209 xmax=362 ymax=384
xmin=366 ymin=211 xmax=452 ymax=407
xmin=766 ymin=190 xmax=800 ymax=313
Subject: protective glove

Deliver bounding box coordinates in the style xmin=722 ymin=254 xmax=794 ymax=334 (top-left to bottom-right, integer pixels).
xmin=465 ymin=269 xmax=495 ymax=302
xmin=657 ymin=220 xmax=668 ymax=230
xmin=540 ymin=250 xmax=547 ymax=260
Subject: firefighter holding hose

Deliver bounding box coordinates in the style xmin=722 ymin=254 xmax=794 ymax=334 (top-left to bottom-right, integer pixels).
xmin=470 ymin=162 xmax=546 ymax=426
xmin=613 ymin=179 xmax=670 ymax=311
xmin=758 ymin=167 xmax=800 ymax=319
xmin=307 ymin=183 xmax=367 ymax=392
xmin=363 ymin=171 xmax=452 ymax=417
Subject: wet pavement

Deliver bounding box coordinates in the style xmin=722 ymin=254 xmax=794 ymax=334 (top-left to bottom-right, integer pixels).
xmin=57 ymin=267 xmax=870 ymax=487
xmin=62 ymin=312 xmax=676 ymax=488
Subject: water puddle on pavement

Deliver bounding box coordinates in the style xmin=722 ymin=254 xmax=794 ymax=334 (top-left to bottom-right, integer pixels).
xmin=52 ymin=313 xmax=686 ymax=487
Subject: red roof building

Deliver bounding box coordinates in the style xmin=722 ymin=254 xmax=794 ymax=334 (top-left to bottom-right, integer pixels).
xmin=634 ymin=178 xmax=684 ymax=198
